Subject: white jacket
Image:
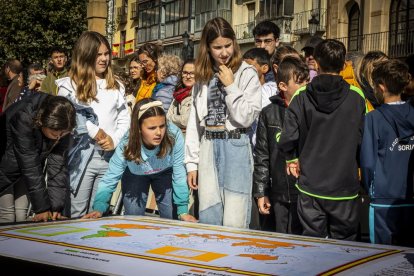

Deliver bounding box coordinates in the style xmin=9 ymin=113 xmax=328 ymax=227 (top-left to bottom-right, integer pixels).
xmin=56 ymin=77 xmax=130 ymax=148
xmin=185 ymin=61 xmax=261 ymax=172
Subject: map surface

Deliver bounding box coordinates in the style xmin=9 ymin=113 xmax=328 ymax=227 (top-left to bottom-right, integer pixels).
xmin=0 ymin=216 xmax=413 ymax=275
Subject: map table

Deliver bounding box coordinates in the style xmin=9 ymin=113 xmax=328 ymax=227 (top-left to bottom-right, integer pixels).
xmin=0 ymin=216 xmax=413 ymax=275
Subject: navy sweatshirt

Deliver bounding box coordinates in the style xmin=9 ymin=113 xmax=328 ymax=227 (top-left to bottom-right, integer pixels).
xmin=360 ymin=102 xmax=414 ymax=205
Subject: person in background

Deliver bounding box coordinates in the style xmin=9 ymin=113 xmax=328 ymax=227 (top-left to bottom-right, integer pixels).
xmin=254 ymin=56 xmax=309 ymax=234
xmin=185 ymin=17 xmax=261 ymax=228
xmin=0 ymin=93 xmax=76 ymax=222
xmin=357 ymin=51 xmax=388 ymax=110
xmin=57 ymin=31 xmax=130 ymax=218
xmin=40 ymin=47 xmax=68 ymax=95
xmin=83 ymin=99 xmax=197 ymax=223
xmin=167 ymin=59 xmax=195 ymax=133
xmin=152 ymin=54 xmax=182 ymax=112
xmin=253 ymin=20 xmax=280 ymax=83
xmin=360 ymin=59 xmax=414 ymax=246
xmin=135 ymin=43 xmax=161 ymax=101
xmin=2 ymin=59 xmax=23 ymax=112
xmin=243 ymin=48 xmax=276 ymax=108
xmin=0 ymin=70 xmax=9 ymax=113
xmin=127 ymin=55 xmax=143 ymax=98
xmin=301 ymin=36 xmax=323 ymax=81
xmin=403 ymin=54 xmax=414 ymax=102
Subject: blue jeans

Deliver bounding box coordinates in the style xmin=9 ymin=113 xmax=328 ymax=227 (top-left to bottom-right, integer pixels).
xmin=198 ymin=133 xmax=253 ymax=228
xmin=121 ymin=167 xmax=174 ymax=219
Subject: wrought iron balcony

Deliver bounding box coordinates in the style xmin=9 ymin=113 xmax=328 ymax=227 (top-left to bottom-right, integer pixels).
xmin=292 ymin=8 xmax=326 ymax=35
xmin=117 ymin=6 xmax=127 ymax=24
xmin=235 ymin=21 xmax=256 ymax=40
xmin=333 ymin=30 xmax=414 ymax=58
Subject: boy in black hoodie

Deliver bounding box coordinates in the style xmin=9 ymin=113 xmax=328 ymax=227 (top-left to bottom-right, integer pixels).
xmin=278 ymin=39 xmax=366 ymax=240
xmin=254 ymin=56 xmax=308 ymax=234
xmin=360 ymin=59 xmax=414 ymax=246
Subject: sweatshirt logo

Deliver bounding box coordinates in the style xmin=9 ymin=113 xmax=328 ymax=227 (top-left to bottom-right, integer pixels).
xmin=389 ymin=136 xmax=414 ymax=151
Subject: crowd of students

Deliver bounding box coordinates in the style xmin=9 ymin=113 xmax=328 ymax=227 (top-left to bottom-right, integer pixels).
xmin=1 ymin=17 xmax=413 ymax=248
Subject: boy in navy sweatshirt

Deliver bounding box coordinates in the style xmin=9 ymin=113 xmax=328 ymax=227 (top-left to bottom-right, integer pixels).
xmin=278 ymin=39 xmax=366 ymax=240
xmin=360 ymin=59 xmax=414 ymax=246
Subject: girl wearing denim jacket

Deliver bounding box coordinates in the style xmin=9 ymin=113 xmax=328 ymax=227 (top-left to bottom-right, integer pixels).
xmin=185 ymin=17 xmax=261 ymax=228
xmin=57 ymin=31 xmax=130 ymax=218
xmin=84 ymin=99 xmax=197 ymax=222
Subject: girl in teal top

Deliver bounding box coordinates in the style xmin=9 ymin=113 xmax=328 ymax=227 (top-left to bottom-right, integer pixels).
xmin=84 ymin=99 xmax=197 ymax=222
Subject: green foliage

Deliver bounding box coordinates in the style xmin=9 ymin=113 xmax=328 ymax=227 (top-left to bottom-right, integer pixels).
xmin=0 ymin=0 xmax=88 ymax=66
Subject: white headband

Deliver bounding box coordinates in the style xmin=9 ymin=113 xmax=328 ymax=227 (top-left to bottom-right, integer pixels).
xmin=138 ymin=101 xmax=163 ymax=119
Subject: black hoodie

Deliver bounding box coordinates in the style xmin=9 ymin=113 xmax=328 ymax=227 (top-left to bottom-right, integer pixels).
xmin=278 ymin=75 xmax=366 ymax=198
xmin=360 ymin=102 xmax=414 ymax=204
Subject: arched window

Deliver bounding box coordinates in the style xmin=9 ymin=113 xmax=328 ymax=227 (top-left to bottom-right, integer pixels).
xmin=348 ymin=3 xmax=360 ymax=52
xmin=389 ymin=0 xmax=414 ymax=57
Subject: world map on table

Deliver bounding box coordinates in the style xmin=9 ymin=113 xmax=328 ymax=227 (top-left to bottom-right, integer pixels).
xmin=0 ymin=216 xmax=412 ymax=276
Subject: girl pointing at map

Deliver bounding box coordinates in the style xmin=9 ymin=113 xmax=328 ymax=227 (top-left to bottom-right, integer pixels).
xmin=84 ymin=99 xmax=197 ymax=222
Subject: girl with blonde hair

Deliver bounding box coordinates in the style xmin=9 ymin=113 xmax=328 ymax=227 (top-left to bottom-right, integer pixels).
xmin=185 ymin=17 xmax=261 ymax=228
xmin=57 ymin=31 xmax=130 ymax=218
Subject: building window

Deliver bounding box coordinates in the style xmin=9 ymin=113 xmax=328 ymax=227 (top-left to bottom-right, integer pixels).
xmin=137 ymin=0 xmax=161 ymax=42
xmin=195 ymin=0 xmax=232 ymax=31
xmin=348 ymin=3 xmax=360 ymax=52
xmin=389 ymin=0 xmax=414 ymax=57
xmin=259 ymin=0 xmax=292 ymax=20
xmin=120 ymin=30 xmax=126 ymax=58
xmin=165 ymin=0 xmax=190 ymax=38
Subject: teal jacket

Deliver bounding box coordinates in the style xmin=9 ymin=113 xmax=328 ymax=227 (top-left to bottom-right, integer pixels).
xmin=92 ymin=122 xmax=189 ymax=215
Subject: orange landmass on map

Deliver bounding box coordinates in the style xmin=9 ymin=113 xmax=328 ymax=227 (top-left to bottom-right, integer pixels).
xmin=238 ymin=254 xmax=278 ymax=261
xmin=103 ymin=224 xmax=163 ymax=230
xmin=173 ymin=234 xmax=312 ymax=249
xmin=106 ymin=231 xmax=129 ymax=237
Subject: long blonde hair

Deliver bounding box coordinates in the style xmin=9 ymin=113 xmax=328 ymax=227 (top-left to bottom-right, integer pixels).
xmin=195 ymin=17 xmax=242 ymax=84
xmin=69 ymin=31 xmax=119 ymax=103
xmin=357 ymin=51 xmax=388 ymax=88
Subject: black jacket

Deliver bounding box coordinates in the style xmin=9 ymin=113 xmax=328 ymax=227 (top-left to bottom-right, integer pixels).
xmin=278 ymin=75 xmax=366 ymax=198
xmin=0 ymin=92 xmax=69 ymax=213
xmin=253 ymin=95 xmax=298 ymax=202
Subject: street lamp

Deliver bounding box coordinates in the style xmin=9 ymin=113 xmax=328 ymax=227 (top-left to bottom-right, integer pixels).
xmin=181 ymin=31 xmax=194 ymax=61
xmin=308 ymin=13 xmax=320 ymax=37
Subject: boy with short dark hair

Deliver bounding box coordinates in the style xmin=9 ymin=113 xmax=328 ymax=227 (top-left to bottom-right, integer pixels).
xmin=40 ymin=46 xmax=68 ymax=95
xmin=253 ymin=56 xmax=309 ymax=234
xmin=253 ymin=21 xmax=280 ymax=83
xmin=243 ymin=48 xmax=277 ymax=108
xmin=360 ymin=59 xmax=414 ymax=246
xmin=278 ymin=39 xmax=366 ymax=240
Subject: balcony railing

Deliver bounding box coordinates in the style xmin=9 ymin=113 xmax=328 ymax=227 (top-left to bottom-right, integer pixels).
xmin=333 ymin=30 xmax=414 ymax=58
xmin=195 ymin=9 xmax=232 ymax=31
xmin=292 ymin=8 xmax=327 ymax=35
xmin=117 ymin=6 xmax=127 ymax=24
xmin=130 ymin=2 xmax=138 ymax=20
xmin=235 ymin=21 xmax=256 ymax=40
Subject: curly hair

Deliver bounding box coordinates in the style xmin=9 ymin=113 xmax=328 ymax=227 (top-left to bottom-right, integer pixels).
xmin=157 ymin=54 xmax=183 ymax=78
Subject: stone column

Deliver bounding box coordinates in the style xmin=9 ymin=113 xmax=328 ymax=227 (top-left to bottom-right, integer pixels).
xmin=87 ymin=0 xmax=108 ymax=35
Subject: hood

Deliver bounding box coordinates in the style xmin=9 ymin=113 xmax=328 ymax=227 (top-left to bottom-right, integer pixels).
xmin=307 ymin=74 xmax=350 ymax=114
xmin=162 ymin=75 xmax=179 ymax=86
xmin=378 ymin=103 xmax=414 ymax=140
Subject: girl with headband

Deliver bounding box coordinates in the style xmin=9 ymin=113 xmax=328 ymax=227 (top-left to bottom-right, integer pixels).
xmin=84 ymin=99 xmax=197 ymax=222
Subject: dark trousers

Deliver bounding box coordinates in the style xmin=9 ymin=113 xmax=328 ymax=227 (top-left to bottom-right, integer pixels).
xmin=298 ymin=193 xmax=360 ymax=240
xmin=274 ymin=200 xmax=302 ymax=235
xmin=370 ymin=204 xmax=414 ymax=246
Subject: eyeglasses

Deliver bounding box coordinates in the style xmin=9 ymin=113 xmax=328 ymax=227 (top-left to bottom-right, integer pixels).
xmin=182 ymin=71 xmax=195 ymax=78
xmin=255 ymin=38 xmax=275 ymax=46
